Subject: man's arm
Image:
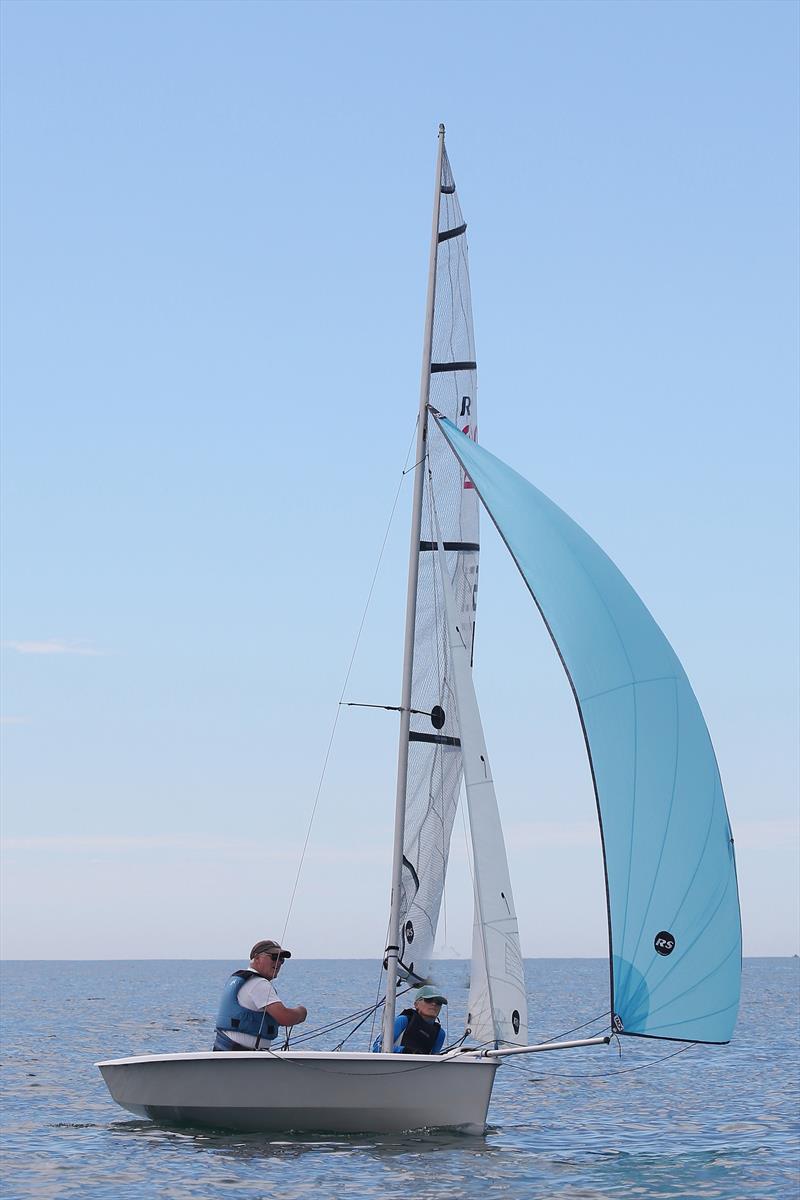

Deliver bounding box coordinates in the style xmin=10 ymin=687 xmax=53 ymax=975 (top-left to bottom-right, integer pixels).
xmin=265 ymin=1000 xmax=307 ymax=1028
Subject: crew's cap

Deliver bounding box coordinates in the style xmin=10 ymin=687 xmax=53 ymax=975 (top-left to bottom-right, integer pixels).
xmin=415 ymin=984 xmax=447 ymax=1004
xmin=250 ymin=939 xmax=291 ymax=960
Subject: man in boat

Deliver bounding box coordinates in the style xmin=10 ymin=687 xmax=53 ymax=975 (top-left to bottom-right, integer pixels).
xmin=213 ymin=939 xmax=308 ymax=1051
xmin=371 ymin=985 xmax=447 ymax=1054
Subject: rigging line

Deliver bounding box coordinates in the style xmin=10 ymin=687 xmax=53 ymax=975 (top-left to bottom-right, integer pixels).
xmin=536 ymin=1011 xmax=611 ymax=1045
xmin=289 ymin=985 xmax=417 ymax=1048
xmin=280 ymin=423 xmax=419 ymax=947
xmin=403 ymin=455 xmax=426 ymax=476
xmin=282 ymin=1002 xmax=384 ymax=1044
xmin=341 ymin=702 xmax=434 ymax=717
xmin=334 ymin=1003 xmax=381 ymax=1052
xmin=501 ymin=1040 xmax=694 ymax=1081
xmin=369 ymin=936 xmax=388 ymax=1049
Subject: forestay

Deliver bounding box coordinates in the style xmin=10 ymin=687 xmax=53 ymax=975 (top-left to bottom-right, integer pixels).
xmin=434 ymin=415 xmax=742 ymax=1045
xmin=396 ymin=146 xmax=480 ymax=982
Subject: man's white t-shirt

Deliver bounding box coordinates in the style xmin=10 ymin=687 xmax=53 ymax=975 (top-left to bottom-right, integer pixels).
xmin=226 ymin=974 xmax=282 ymax=1049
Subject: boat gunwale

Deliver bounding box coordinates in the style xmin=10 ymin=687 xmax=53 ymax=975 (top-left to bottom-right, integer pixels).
xmin=96 ymin=1050 xmax=498 ymax=1069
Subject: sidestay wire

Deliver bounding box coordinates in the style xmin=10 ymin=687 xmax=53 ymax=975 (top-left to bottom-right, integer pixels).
xmin=280 ymin=423 xmax=420 ymax=948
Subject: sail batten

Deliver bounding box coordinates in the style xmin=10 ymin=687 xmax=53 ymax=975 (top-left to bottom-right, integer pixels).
xmin=433 ymin=414 xmax=742 ymax=1046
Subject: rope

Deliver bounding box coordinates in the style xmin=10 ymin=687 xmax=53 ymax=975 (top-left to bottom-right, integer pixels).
xmin=501 ymin=1038 xmax=695 ymax=1080
xmin=535 ymin=1010 xmax=611 ymax=1045
xmin=280 ymin=423 xmax=418 ymax=946
xmin=287 ymin=986 xmax=415 ymax=1049
xmin=287 ymin=1000 xmax=386 ymax=1046
xmin=369 ymin=921 xmax=392 ymax=1048
xmin=333 ymin=1004 xmax=381 ymax=1052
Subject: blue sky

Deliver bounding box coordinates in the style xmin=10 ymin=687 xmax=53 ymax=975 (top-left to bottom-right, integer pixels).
xmin=1 ymin=0 xmax=797 ymax=961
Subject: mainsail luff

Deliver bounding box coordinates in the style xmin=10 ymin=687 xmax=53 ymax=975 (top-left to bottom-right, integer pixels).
xmin=382 ymin=125 xmax=447 ymax=1051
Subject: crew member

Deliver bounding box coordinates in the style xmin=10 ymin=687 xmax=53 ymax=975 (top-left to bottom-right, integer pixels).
xmin=213 ymin=939 xmax=308 ymax=1051
xmin=372 ymin=985 xmax=447 ymax=1054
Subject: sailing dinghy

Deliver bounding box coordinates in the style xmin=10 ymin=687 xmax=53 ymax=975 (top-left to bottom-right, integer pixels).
xmin=98 ymin=126 xmax=741 ymax=1134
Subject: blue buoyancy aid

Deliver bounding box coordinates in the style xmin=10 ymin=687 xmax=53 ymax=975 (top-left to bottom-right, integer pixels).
xmin=397 ymin=1008 xmax=443 ymax=1054
xmin=215 ymin=969 xmax=279 ymax=1043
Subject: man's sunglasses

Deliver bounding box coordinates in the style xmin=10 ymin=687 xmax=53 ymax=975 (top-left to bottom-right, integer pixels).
xmin=263 ymin=952 xmax=289 ymax=962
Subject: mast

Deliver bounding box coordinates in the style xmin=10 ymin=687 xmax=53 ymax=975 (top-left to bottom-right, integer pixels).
xmin=382 ymin=124 xmax=446 ymax=1052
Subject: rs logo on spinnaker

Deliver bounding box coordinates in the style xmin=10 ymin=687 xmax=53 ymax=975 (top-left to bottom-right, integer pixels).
xmin=654 ymin=931 xmax=676 ymax=956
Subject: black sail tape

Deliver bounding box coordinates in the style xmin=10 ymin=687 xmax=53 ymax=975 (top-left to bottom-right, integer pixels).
xmin=437 ymin=222 xmax=467 ymax=242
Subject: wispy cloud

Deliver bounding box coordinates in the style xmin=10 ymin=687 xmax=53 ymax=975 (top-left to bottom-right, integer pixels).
xmin=504 ymin=818 xmax=799 ymax=852
xmin=3 ymin=639 xmax=104 ymax=657
xmin=1 ymin=834 xmax=387 ymax=865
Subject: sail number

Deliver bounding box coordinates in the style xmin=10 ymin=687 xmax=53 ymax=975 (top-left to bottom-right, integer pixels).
xmin=460 ymin=396 xmax=477 ymax=489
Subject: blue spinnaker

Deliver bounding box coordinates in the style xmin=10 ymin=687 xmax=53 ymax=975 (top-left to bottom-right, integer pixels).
xmin=434 ymin=415 xmax=741 ymax=1044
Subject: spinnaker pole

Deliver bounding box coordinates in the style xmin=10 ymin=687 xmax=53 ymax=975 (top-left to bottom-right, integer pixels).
xmin=382 ymin=124 xmax=446 ymax=1052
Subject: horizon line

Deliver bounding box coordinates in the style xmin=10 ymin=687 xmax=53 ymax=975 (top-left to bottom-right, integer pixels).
xmin=1 ymin=954 xmax=796 ymax=963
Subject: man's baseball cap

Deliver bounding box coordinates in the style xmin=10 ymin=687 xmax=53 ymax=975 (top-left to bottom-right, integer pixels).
xmin=250 ymin=939 xmax=291 ymax=960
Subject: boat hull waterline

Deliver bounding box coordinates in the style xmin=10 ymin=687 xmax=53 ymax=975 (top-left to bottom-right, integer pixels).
xmin=96 ymin=1051 xmax=499 ymax=1134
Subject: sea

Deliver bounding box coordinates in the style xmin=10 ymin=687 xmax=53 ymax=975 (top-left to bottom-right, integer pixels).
xmin=1 ymin=958 xmax=797 ymax=1199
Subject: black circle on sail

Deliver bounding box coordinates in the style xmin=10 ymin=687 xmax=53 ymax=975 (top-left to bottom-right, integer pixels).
xmin=654 ymin=931 xmax=676 ymax=956
xmin=430 ymin=705 xmax=446 ymax=729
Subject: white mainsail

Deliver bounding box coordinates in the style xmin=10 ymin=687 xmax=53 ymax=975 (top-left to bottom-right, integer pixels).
xmin=394 ymin=139 xmax=481 ymax=984
xmin=432 ymin=509 xmax=528 ymax=1048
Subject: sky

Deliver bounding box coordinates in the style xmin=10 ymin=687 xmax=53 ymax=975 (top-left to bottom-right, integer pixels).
xmin=1 ymin=0 xmax=797 ymax=962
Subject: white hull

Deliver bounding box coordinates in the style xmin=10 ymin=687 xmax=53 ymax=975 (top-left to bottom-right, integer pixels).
xmin=97 ymin=1050 xmax=498 ymax=1134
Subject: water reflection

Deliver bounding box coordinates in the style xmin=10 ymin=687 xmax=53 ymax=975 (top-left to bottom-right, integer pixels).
xmin=108 ymin=1117 xmax=497 ymax=1162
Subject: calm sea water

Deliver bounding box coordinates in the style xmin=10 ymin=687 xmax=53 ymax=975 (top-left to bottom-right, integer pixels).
xmin=1 ymin=958 xmax=797 ymax=1199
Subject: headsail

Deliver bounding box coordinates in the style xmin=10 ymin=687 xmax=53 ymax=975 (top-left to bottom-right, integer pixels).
xmin=431 ymin=514 xmax=528 ymax=1047
xmin=395 ymin=144 xmax=480 ymax=982
xmin=434 ymin=414 xmax=742 ymax=1045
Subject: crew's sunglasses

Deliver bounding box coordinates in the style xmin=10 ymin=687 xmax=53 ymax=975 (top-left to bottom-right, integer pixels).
xmin=265 ymin=952 xmax=290 ymax=962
